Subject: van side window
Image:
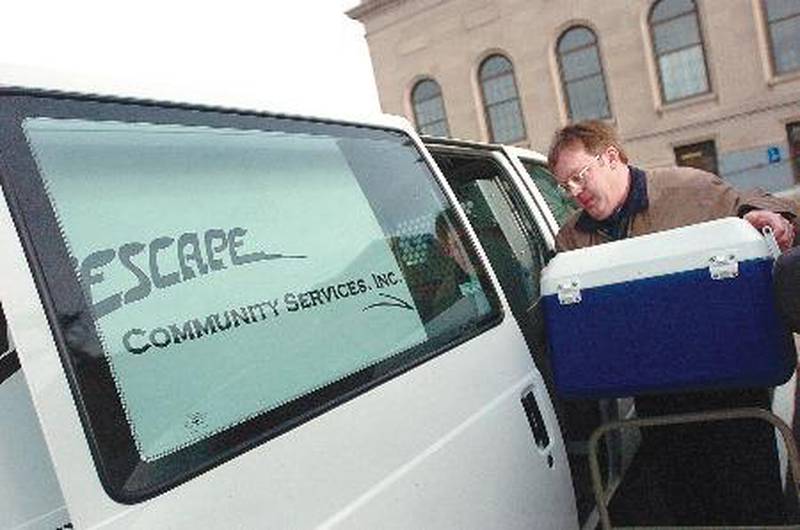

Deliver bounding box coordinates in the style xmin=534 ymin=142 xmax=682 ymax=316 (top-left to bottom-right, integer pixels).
xmin=0 ymin=304 xmax=19 ymax=385
xmin=5 ymin=104 xmax=500 ymax=501
xmin=431 ymin=153 xmax=549 ymax=322
xmin=519 ymin=159 xmax=577 ymax=227
xmin=431 ymin=150 xmax=559 ymax=380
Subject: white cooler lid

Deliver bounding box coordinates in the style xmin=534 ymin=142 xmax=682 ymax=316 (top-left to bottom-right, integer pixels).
xmin=541 ymin=217 xmax=775 ymax=296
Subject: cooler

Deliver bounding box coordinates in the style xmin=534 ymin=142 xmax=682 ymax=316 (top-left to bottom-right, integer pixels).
xmin=541 ymin=217 xmax=796 ymax=399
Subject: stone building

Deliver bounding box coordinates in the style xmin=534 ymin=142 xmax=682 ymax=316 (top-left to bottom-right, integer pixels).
xmin=348 ymin=0 xmax=800 ymax=192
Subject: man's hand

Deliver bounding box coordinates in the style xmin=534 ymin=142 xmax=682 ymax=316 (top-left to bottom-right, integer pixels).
xmin=743 ymin=210 xmax=796 ymax=251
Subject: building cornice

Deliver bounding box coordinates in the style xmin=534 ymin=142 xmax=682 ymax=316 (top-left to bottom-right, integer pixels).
xmin=346 ymin=0 xmax=408 ymax=21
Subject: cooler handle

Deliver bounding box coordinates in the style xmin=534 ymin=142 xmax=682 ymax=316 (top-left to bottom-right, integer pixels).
xmin=763 ymin=226 xmax=782 ymax=259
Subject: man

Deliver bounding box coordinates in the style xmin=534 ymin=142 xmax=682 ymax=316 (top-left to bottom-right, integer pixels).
xmin=549 ymin=122 xmax=796 ymax=251
xmin=547 ymin=120 xmax=798 ymax=526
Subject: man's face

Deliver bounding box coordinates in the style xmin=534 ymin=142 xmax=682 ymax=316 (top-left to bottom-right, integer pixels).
xmin=552 ymin=143 xmax=618 ymax=221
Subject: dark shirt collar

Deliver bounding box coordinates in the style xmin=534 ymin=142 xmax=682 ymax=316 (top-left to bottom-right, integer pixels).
xmin=575 ymin=166 xmax=649 ymax=240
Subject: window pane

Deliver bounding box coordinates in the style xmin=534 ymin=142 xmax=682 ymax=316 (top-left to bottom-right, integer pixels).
xmin=412 ymin=80 xmax=441 ymax=103
xmin=653 ymin=13 xmax=701 ymax=54
xmin=520 ymin=161 xmax=577 ymax=227
xmin=420 ymin=120 xmax=449 ymax=137
xmin=566 ymin=75 xmax=611 ymax=121
xmin=770 ymin=16 xmax=800 ymax=74
xmin=482 ymin=73 xmax=518 ymax=105
xmin=416 ymin=97 xmax=448 ymax=132
xmin=488 ymin=100 xmax=525 ymax=143
xmin=765 ymin=0 xmax=800 ymax=22
xmin=651 ymin=0 xmax=695 ymax=23
xmin=480 ymin=55 xmax=512 ymax=79
xmin=675 ymin=140 xmax=718 ymax=175
xmin=659 ymin=45 xmax=709 ymax=101
xmin=561 ymin=46 xmax=602 ymax=82
xmin=558 ymin=27 xmax=596 ymax=53
xmin=413 ymin=80 xmax=449 ymax=136
xmin=22 ymin=117 xmax=497 ymax=464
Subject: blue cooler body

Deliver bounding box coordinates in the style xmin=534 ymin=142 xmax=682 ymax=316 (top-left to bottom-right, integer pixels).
xmin=541 ymin=218 xmax=796 ymax=399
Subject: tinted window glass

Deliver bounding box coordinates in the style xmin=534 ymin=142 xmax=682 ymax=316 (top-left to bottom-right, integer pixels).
xmin=519 ymin=159 xmax=577 ymax=227
xmin=432 ymin=152 xmax=549 ymax=318
xmin=2 ymin=95 xmax=500 ymax=501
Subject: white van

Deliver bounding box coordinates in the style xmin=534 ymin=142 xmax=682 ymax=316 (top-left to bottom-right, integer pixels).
xmin=0 ymin=88 xmax=578 ymax=529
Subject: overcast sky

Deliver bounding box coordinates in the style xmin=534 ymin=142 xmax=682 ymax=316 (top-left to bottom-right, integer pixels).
xmin=0 ymin=0 xmax=381 ymax=120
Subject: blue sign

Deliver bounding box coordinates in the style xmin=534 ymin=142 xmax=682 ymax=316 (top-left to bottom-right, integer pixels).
xmin=767 ymin=146 xmax=781 ymax=164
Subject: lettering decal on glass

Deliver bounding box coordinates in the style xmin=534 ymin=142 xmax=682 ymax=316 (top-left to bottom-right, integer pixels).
xmin=24 ymin=118 xmax=426 ymax=461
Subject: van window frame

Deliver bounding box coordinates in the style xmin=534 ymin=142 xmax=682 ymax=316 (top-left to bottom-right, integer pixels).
xmin=0 ymin=90 xmax=503 ymax=504
xmin=0 ymin=304 xmax=18 ymax=385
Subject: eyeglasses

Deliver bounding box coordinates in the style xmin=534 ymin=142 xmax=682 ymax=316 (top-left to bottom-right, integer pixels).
xmin=556 ymin=154 xmax=602 ymax=194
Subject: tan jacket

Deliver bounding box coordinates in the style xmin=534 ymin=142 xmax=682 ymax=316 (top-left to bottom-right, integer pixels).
xmin=555 ymin=166 xmax=799 ymax=251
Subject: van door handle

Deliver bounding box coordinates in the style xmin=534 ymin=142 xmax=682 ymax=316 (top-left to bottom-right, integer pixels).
xmin=521 ymin=389 xmax=551 ymax=451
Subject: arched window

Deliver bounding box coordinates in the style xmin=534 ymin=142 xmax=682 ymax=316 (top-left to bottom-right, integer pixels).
xmin=763 ymin=0 xmax=800 ymax=76
xmin=557 ymin=26 xmax=611 ymax=121
xmin=479 ymin=55 xmax=526 ymax=143
xmin=411 ymin=79 xmax=450 ymax=137
xmin=649 ymin=0 xmax=710 ymax=103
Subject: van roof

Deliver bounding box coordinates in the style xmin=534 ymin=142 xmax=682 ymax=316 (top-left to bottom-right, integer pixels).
xmin=0 ymin=64 xmax=403 ymax=130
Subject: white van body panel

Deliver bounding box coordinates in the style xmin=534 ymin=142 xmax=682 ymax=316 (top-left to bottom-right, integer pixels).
xmin=0 ymin=100 xmax=577 ymax=529
xmin=0 ymin=370 xmax=68 ymax=530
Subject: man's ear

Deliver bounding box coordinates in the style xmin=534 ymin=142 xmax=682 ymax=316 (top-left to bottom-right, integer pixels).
xmin=605 ymin=146 xmax=621 ymax=169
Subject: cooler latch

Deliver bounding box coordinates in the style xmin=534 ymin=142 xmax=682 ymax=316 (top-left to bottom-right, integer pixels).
xmin=709 ymin=254 xmax=738 ymax=280
xmin=557 ymin=280 xmax=582 ymax=305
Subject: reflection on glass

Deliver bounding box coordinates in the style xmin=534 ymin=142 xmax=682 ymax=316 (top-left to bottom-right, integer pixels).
xmin=520 ymin=160 xmax=577 ymax=227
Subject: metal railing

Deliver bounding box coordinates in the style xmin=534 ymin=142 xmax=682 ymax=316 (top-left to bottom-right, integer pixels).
xmin=589 ymin=407 xmax=800 ymax=530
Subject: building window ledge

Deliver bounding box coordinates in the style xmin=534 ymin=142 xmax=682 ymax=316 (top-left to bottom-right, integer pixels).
xmin=767 ymin=69 xmax=800 ymax=88
xmin=656 ymin=91 xmax=718 ymax=116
